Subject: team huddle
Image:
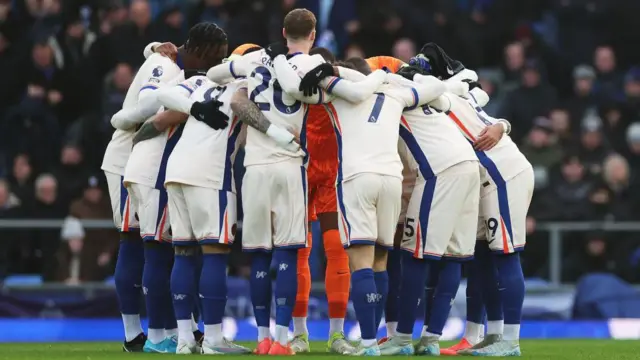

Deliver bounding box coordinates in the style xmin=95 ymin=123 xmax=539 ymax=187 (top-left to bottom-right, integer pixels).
xmin=102 ymin=8 xmax=533 ymax=357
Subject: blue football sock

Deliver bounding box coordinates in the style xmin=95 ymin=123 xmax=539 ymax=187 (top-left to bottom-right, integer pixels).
xmin=466 ymin=242 xmax=489 ymax=325
xmin=200 ymin=253 xmax=228 ymax=326
xmin=427 ymin=260 xmax=461 ymax=335
xmin=351 ymin=268 xmax=378 ymax=341
xmin=143 ymin=243 xmax=174 ymax=332
xmin=396 ymin=252 xmax=429 ymax=335
xmin=373 ymin=270 xmax=389 ymax=330
xmin=385 ymin=249 xmax=402 ymax=324
xmin=274 ymin=249 xmax=298 ymax=328
xmin=477 ymin=242 xmax=502 ymax=322
xmin=250 ymin=252 xmax=273 ymax=329
xmin=494 ymin=253 xmax=524 ymax=326
xmin=170 ymin=251 xmax=198 ymax=321
xmin=114 ymin=232 xmax=144 ymax=315
xmin=423 ymin=261 xmax=440 ymax=326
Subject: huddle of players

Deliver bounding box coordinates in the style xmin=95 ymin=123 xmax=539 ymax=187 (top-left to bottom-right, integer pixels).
xmin=102 ymin=7 xmax=534 ymax=357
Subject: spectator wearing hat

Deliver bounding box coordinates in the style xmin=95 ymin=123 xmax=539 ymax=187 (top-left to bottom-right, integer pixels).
xmin=566 ymin=64 xmax=597 ymax=128
xmin=499 ymin=58 xmax=558 ymax=142
xmin=521 ymin=116 xmax=564 ymax=170
xmin=578 ymin=110 xmax=611 ymax=176
xmin=56 ymin=175 xmax=118 ymax=283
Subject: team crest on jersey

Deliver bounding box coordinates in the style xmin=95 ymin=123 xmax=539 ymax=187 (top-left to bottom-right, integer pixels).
xmin=152 ymin=66 xmax=163 ymax=77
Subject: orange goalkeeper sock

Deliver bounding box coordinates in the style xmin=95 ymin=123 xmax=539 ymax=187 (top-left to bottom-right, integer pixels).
xmin=323 ymin=229 xmax=350 ymax=334
xmin=293 ymin=232 xmax=311 ymax=321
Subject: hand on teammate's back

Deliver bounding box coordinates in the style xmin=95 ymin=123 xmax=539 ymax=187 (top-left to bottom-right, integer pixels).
xmin=299 ymin=63 xmax=334 ymax=96
xmin=474 ymin=124 xmax=504 ymax=151
xmin=265 ymin=42 xmax=289 ymax=59
xmin=396 ymin=64 xmax=429 ymax=81
xmin=154 ymin=42 xmax=178 ymax=61
xmin=190 ymin=100 xmax=229 ymax=130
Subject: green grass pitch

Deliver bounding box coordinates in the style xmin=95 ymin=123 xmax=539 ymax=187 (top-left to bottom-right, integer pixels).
xmin=0 ymin=341 xmax=637 ymax=359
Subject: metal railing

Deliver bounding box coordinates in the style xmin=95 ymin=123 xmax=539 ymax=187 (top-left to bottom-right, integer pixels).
xmin=1 ymin=219 xmax=639 ymax=287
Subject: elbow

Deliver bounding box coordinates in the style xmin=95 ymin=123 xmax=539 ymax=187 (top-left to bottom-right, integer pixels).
xmin=110 ymin=112 xmax=127 ymax=130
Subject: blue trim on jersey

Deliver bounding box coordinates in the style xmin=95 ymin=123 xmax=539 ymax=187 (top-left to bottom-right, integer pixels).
xmin=326 ymin=78 xmax=340 ymax=94
xmin=419 ymin=177 xmax=437 ymax=256
xmin=300 ymin=106 xmax=310 ymax=165
xmin=469 ymin=91 xmax=478 ymax=104
xmin=174 ymin=240 xmax=199 ymax=246
xmin=119 ymin=176 xmax=127 ymax=216
xmin=229 ymin=61 xmax=239 ymax=79
xmin=242 ymin=248 xmax=272 ymax=253
xmin=154 ymin=124 xmax=185 ymax=190
xmin=330 ymin=114 xmax=351 ymax=240
xmin=222 ymin=122 xmax=243 ymax=191
xmin=349 ymin=239 xmax=376 ymax=247
xmin=146 ymin=189 xmax=168 ymax=242
xmin=300 ymin=166 xmax=308 ymax=238
xmin=398 ymin=126 xmax=435 ymax=179
xmin=218 ymin=190 xmax=228 ymax=239
xmin=139 ymin=85 xmax=159 ymax=92
xmin=177 ymin=84 xmax=194 ymax=94
xmin=404 ymin=88 xmax=419 ymax=111
xmin=368 ymin=93 xmax=385 ymax=123
xmin=286 ymin=52 xmax=303 ymax=59
xmin=475 ymin=150 xmax=514 ymax=247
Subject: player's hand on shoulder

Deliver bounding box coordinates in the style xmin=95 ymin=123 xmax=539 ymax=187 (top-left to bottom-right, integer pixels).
xmin=153 ymin=42 xmax=178 ymax=61
xmin=396 ymin=64 xmax=428 ymax=81
xmin=190 ymin=100 xmax=229 ymax=130
xmin=299 ymin=62 xmax=334 ymax=96
xmin=265 ymin=42 xmax=289 ymax=60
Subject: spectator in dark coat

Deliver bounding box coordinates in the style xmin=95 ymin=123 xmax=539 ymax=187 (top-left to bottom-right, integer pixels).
xmin=8 ymin=153 xmax=35 ymax=207
xmin=108 ymin=0 xmax=158 ymax=69
xmin=593 ymin=46 xmax=624 ymax=102
xmin=52 ymin=145 xmax=90 ymax=207
xmin=0 ymin=179 xmax=24 ymax=279
xmin=520 ymin=116 xmax=564 ymax=170
xmin=499 ymin=59 xmax=558 ymax=142
xmin=623 ymin=122 xmax=640 ymax=170
xmin=578 ymin=112 xmax=611 ymax=176
xmin=565 ymin=64 xmax=598 ymax=130
xmin=542 ymin=154 xmax=594 ymax=221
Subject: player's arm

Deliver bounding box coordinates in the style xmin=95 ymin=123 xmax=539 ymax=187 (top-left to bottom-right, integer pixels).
xmin=230 ymin=88 xmax=300 ymax=151
xmin=386 ymin=73 xmax=447 ymax=109
xmin=132 ymin=111 xmax=188 ymax=146
xmin=272 ymin=55 xmax=332 ymax=104
xmin=320 ymin=69 xmax=387 ymax=104
xmin=206 ymin=60 xmax=246 ymax=83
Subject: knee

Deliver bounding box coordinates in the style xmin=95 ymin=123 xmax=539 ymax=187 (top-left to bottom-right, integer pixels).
xmin=201 ymin=243 xmax=229 ymax=254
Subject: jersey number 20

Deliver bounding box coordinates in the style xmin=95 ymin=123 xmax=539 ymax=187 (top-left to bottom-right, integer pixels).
xmin=249 ymin=66 xmax=301 ymax=114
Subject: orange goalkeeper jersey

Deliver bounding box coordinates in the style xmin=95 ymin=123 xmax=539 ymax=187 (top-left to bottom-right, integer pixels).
xmin=366 ymin=56 xmax=406 ymax=73
xmin=306 ymin=105 xmax=337 ymax=175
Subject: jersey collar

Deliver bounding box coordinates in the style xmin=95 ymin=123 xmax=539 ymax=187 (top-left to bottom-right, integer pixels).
xmin=287 ymin=52 xmax=303 ymax=59
xmin=176 ymin=52 xmax=185 ymax=70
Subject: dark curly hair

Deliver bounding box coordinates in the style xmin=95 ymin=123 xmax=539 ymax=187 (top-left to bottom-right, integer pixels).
xmin=184 ymin=22 xmax=228 ymax=58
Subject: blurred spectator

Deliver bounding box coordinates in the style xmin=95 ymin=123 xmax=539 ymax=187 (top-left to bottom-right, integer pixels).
xmin=28 ymin=173 xmax=66 ymax=281
xmin=543 ymin=154 xmax=594 ymax=221
xmin=501 ymin=42 xmax=526 ymax=91
xmin=621 ymin=67 xmax=640 ymax=122
xmin=521 ymin=116 xmax=564 ymax=170
xmin=153 ymin=5 xmax=185 ymax=46
xmin=476 ymin=68 xmax=503 ymax=116
xmin=593 ymin=46 xmax=624 ymax=102
xmin=0 ymin=179 xmax=24 ymax=278
xmin=101 ymin=62 xmax=134 ymax=132
xmin=499 ymin=59 xmax=557 ymax=142
xmin=578 ymin=111 xmax=611 ymax=176
xmin=52 ymin=144 xmax=89 ymax=206
xmin=344 ymin=43 xmax=365 ymax=59
xmin=108 ymin=0 xmax=157 ymax=68
xmin=624 ymin=122 xmax=640 ymax=169
xmin=600 ymin=102 xmax=628 ymax=154
xmin=563 ymin=231 xmax=618 ymax=282
xmin=391 ymin=37 xmax=415 ymax=64
xmin=8 ymin=153 xmax=35 ymax=206
xmin=549 ymin=107 xmax=574 ymax=149
xmin=587 ymin=154 xmax=637 ymax=221
xmin=566 ymin=64 xmax=597 ymax=128
xmin=56 ymin=175 xmax=118 ymax=283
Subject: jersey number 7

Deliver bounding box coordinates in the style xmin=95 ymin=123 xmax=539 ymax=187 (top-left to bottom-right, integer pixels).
xmin=249 ymin=66 xmax=302 ymax=114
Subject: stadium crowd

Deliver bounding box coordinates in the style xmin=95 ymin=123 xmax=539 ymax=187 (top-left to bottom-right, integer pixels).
xmin=0 ymin=0 xmax=639 ymax=283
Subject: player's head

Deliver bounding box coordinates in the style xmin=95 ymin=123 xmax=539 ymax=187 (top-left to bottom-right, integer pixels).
xmin=366 ymin=56 xmax=406 ymax=73
xmin=232 ymin=43 xmax=262 ymax=56
xmin=283 ymin=8 xmax=316 ymax=47
xmin=183 ymin=22 xmax=228 ymax=70
xmin=310 ymin=47 xmax=336 ymax=63
xmin=345 ymin=57 xmax=372 ymax=75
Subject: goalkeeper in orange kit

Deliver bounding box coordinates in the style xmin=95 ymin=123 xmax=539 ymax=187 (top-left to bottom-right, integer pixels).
xmin=289 ymin=47 xmax=355 ymax=355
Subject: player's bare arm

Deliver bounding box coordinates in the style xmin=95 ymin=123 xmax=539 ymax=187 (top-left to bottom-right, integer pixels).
xmin=230 ymin=88 xmax=300 ymax=151
xmin=132 ymin=111 xmax=188 ymax=146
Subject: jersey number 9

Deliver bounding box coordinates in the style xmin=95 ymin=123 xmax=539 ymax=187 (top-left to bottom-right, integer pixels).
xmin=249 ymin=66 xmax=302 ymax=114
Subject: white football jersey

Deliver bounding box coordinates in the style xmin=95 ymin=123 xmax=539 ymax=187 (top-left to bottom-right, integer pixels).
xmin=227 ymin=50 xmax=326 ymax=166
xmin=101 ymin=53 xmax=184 ymax=175
xmin=123 ymin=75 xmax=208 ymax=189
xmin=165 ymin=79 xmax=246 ymax=192
xmin=444 ymin=93 xmax=531 ymax=182
xmin=400 ymin=103 xmax=477 ymax=178
xmin=326 ymin=83 xmax=419 ymax=182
